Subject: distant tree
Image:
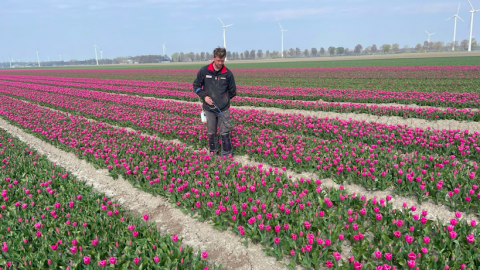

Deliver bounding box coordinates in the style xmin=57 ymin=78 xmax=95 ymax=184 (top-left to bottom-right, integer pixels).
xmin=171 ymin=52 xmax=180 ymax=62
xmin=295 ymin=47 xmax=301 ymax=57
xmin=434 ymin=41 xmax=444 ymax=51
xmin=257 ymin=49 xmax=263 ymax=59
xmin=303 ymin=49 xmax=309 ymax=57
xmin=336 ymin=47 xmax=345 ymax=55
xmin=283 ymin=50 xmax=288 ymax=57
xmin=311 ymin=47 xmax=318 ymax=56
xmin=189 ymin=52 xmax=195 ymax=61
xmin=392 ymin=43 xmax=400 ymax=53
xmin=244 ymin=50 xmax=250 ymax=59
xmin=179 ymin=52 xmax=186 ymax=62
xmin=371 ymin=44 xmax=378 ymax=54
xmin=461 ymin=39 xmax=469 ymax=50
xmin=381 ymin=44 xmax=391 ymax=53
xmin=265 ymin=50 xmax=270 ymax=58
xmin=288 ymin=48 xmax=295 ymax=57
xmin=423 ymin=41 xmax=429 ymax=51
xmin=328 ymin=46 xmax=335 ymax=56
xmin=250 ymin=50 xmax=256 ymax=59
xmin=200 ymin=52 xmax=205 ymax=61
xmin=227 ymin=51 xmax=232 ymax=59
xmin=414 ymin=44 xmax=422 ymax=52
xmin=320 ymin=47 xmax=325 ymax=55
xmin=271 ymin=51 xmax=279 ymax=58
xmin=403 ymin=45 xmax=410 ymax=53
xmin=472 ymin=38 xmax=478 ymax=48
xmin=428 ymin=42 xmax=435 ymax=51
xmin=240 ymin=53 xmax=244 ymax=60
xmin=364 ymin=46 xmax=371 ymax=54
xmin=354 ymin=44 xmax=363 ymax=55
xmin=345 ymin=48 xmax=350 ymax=55
xmin=195 ymin=53 xmax=200 ymax=61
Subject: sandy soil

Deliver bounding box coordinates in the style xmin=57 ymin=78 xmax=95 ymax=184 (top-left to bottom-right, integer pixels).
xmin=0 ymin=117 xmax=299 ymax=270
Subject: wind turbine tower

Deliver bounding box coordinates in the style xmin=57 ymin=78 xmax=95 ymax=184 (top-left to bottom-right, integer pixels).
xmin=279 ymin=23 xmax=288 ymax=57
xmin=162 ymin=42 xmax=166 ymax=59
xmin=218 ymin=18 xmax=233 ymax=60
xmin=468 ymin=0 xmax=480 ymax=51
xmin=425 ymin=30 xmax=435 ymax=43
xmin=448 ymin=3 xmax=464 ymax=51
xmin=93 ymin=42 xmax=100 ymax=65
xmin=36 ymin=50 xmax=41 ymax=67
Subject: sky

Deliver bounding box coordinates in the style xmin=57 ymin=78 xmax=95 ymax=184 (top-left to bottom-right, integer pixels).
xmin=1 ymin=0 xmax=478 ymax=62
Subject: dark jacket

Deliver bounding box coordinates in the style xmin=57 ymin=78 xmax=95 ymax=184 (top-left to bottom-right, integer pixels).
xmin=193 ymin=62 xmax=236 ymax=112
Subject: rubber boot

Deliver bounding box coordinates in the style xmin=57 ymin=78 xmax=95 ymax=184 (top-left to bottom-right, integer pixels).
xmin=221 ymin=133 xmax=232 ymax=157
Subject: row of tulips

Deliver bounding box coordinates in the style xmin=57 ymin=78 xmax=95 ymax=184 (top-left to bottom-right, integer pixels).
xmin=0 ymin=96 xmax=479 ymax=269
xmin=1 ymin=65 xmax=480 ymax=92
xmin=0 ymin=128 xmax=216 ymax=269
xmin=1 ymin=78 xmax=480 ymax=122
xmin=1 ymin=74 xmax=480 ymax=108
xmin=1 ymin=86 xmax=480 ymax=215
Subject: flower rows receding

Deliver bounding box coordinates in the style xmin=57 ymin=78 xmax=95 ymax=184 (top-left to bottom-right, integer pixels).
xmin=0 ymin=129 xmax=215 ymax=270
xmin=1 ymin=74 xmax=480 ymax=108
xmin=1 ymin=64 xmax=480 ymax=92
xmin=1 ymin=78 xmax=479 ymax=122
xmin=1 ymin=87 xmax=480 ymax=214
xmin=0 ymin=96 xmax=479 ymax=270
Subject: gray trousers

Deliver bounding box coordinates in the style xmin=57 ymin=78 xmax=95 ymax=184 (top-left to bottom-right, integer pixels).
xmin=205 ymin=109 xmax=233 ymax=156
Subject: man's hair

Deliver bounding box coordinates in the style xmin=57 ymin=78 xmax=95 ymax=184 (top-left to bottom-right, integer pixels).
xmin=213 ymin=47 xmax=227 ymax=58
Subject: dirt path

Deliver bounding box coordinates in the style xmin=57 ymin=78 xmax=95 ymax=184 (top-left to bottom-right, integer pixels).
xmin=0 ymin=117 xmax=299 ymax=270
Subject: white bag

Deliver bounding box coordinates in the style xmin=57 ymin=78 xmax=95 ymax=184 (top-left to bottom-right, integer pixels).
xmin=201 ymin=110 xmax=207 ymax=123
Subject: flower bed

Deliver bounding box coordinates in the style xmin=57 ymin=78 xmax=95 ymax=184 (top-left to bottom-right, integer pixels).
xmin=2 ymin=74 xmax=480 ymax=108
xmin=1 ymin=78 xmax=479 ymax=121
xmin=0 ymin=128 xmax=215 ymax=269
xmin=0 ymin=95 xmax=479 ymax=269
xmin=1 ymin=87 xmax=480 ymax=214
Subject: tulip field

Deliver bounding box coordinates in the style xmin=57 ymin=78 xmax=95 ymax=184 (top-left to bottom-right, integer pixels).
xmin=1 ymin=60 xmax=480 ymax=269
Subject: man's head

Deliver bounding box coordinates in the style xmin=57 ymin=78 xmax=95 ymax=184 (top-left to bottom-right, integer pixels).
xmin=212 ymin=47 xmax=226 ymax=70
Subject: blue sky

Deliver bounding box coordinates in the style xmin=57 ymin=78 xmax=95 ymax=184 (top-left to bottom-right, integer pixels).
xmin=1 ymin=0 xmax=478 ymax=62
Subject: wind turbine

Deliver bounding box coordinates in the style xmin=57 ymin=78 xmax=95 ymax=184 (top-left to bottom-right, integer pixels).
xmin=100 ymin=50 xmax=103 ymax=64
xmin=36 ymin=50 xmax=41 ymax=67
xmin=93 ymin=41 xmax=100 ymax=65
xmin=59 ymin=55 xmax=62 ymax=61
xmin=218 ymin=18 xmax=232 ymax=60
xmin=448 ymin=3 xmax=464 ymax=51
xmin=467 ymin=0 xmax=480 ymax=51
xmin=9 ymin=55 xmax=12 ymax=68
xmin=279 ymin=23 xmax=288 ymax=57
xmin=425 ymin=30 xmax=435 ymax=43
xmin=162 ymin=42 xmax=166 ymax=59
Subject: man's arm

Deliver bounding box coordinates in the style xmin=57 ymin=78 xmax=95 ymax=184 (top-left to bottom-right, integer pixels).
xmin=228 ymin=72 xmax=237 ymax=99
xmin=193 ymin=68 xmax=207 ymax=101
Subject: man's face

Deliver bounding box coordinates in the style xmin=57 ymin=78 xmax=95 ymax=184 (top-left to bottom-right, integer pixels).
xmin=213 ymin=56 xmax=225 ymax=70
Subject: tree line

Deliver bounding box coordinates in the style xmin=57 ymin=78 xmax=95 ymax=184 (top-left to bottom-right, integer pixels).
xmin=170 ymin=38 xmax=478 ymax=62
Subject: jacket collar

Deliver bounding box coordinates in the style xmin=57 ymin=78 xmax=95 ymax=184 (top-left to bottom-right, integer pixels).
xmin=208 ymin=62 xmax=227 ymax=73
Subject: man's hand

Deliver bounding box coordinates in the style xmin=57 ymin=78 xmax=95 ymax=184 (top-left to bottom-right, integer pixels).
xmin=205 ymin=96 xmax=213 ymax=105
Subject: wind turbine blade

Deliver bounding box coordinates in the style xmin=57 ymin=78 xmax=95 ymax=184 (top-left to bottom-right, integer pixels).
xmin=468 ymin=0 xmax=474 ymax=10
xmin=425 ymin=30 xmax=429 ymax=34
xmin=218 ymin=18 xmax=225 ymax=26
xmin=458 ymin=15 xmax=465 ymax=22
xmin=225 ymin=24 xmax=233 ymax=27
xmin=447 ymin=15 xmax=454 ymax=20
xmin=279 ymin=22 xmax=283 ymax=30
xmin=457 ymin=2 xmax=461 ymax=14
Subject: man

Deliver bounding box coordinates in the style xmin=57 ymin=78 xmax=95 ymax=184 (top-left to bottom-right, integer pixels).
xmin=193 ymin=47 xmax=237 ymax=157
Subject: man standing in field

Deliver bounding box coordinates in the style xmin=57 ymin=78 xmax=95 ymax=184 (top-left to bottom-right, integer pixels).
xmin=193 ymin=47 xmax=237 ymax=157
